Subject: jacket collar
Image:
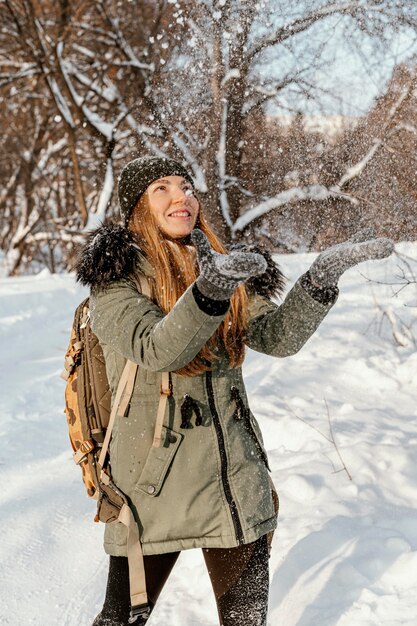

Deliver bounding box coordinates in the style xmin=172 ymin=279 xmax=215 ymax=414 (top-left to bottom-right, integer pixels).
xmin=75 ymin=223 xmax=154 ymax=290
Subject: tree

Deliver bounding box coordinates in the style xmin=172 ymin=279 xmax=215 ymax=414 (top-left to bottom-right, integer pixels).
xmin=335 ymin=62 xmax=417 ymax=242
xmin=1 ymin=0 xmax=416 ymax=273
xmin=1 ymin=0 xmax=185 ymax=272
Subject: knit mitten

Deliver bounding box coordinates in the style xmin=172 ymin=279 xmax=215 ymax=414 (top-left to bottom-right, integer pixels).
xmin=191 ymin=229 xmax=267 ymax=300
xmin=308 ymin=229 xmax=394 ymax=288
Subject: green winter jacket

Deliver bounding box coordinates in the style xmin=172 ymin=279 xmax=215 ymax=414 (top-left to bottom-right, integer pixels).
xmin=80 ymin=225 xmax=337 ymax=556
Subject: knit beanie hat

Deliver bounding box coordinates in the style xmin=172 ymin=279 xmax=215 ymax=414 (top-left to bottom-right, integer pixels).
xmin=118 ymin=156 xmax=195 ymax=224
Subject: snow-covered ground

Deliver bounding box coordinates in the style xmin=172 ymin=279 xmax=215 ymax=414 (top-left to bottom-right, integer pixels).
xmin=0 ymin=245 xmax=416 ymax=626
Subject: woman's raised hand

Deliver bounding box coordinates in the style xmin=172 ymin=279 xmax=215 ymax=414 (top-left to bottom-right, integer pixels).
xmin=191 ymin=229 xmax=267 ymax=300
xmin=308 ymin=229 xmax=394 ymax=288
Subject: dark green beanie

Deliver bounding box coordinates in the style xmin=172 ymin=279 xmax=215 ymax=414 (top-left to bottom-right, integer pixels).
xmin=118 ymin=156 xmax=194 ymax=224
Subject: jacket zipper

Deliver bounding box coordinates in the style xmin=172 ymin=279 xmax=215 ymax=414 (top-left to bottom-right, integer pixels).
xmin=206 ymin=371 xmax=244 ymax=545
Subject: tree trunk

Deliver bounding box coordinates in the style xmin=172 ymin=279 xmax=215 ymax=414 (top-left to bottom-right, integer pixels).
xmin=204 ymin=25 xmax=229 ymax=241
xmin=68 ymin=130 xmax=88 ymax=225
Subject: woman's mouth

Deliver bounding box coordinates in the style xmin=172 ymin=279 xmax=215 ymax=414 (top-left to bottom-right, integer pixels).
xmin=168 ymin=211 xmax=192 ymax=219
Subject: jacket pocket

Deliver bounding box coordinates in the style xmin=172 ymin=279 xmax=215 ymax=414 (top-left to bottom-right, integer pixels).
xmin=231 ymin=385 xmax=271 ymax=471
xmin=134 ymin=426 xmax=183 ymax=497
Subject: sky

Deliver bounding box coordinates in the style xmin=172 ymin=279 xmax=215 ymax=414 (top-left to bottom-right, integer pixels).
xmin=257 ymin=7 xmax=417 ymax=117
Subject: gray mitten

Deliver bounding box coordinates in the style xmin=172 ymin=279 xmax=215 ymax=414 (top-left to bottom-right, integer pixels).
xmin=309 ymin=229 xmax=394 ymax=287
xmin=191 ymin=229 xmax=267 ymax=300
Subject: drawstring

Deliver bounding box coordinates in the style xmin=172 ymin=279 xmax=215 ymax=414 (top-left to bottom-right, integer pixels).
xmin=230 ymin=386 xmax=248 ymax=421
xmin=194 ymin=403 xmax=203 ymax=426
xmin=180 ymin=394 xmax=203 ymax=429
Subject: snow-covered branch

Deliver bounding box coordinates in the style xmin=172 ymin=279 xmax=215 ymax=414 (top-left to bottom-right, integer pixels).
xmin=217 ymin=100 xmax=233 ymax=230
xmin=172 ymin=131 xmax=207 ymax=193
xmin=232 ymin=185 xmax=359 ymax=235
xmin=333 ymin=76 xmax=415 ymax=190
xmin=9 ymin=207 xmax=41 ymax=250
xmin=45 ymin=74 xmax=76 ymax=128
xmin=69 ymin=67 xmax=118 ymax=103
xmin=61 ymin=58 xmax=162 ymax=143
xmin=0 ymin=63 xmax=39 ymax=87
xmin=243 ymin=72 xmax=307 ymax=116
xmin=94 ymin=2 xmax=155 ymax=73
xmin=336 ymin=141 xmax=381 ymax=189
xmin=0 ymin=170 xmax=20 ymax=208
xmin=24 ymin=230 xmax=86 ymax=245
xmin=33 ymin=138 xmax=68 ymax=181
xmin=85 ymin=157 xmax=114 ymax=231
xmin=57 ymin=43 xmax=114 ymax=141
xmin=75 ymin=22 xmax=119 ymax=44
xmin=394 ymin=122 xmax=417 ymax=135
xmin=234 ymin=71 xmax=415 ymax=236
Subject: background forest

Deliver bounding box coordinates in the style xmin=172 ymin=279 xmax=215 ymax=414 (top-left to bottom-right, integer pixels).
xmin=0 ymin=0 xmax=416 ymax=275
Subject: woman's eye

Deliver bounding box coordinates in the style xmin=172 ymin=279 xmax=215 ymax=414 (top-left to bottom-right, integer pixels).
xmin=155 ymin=185 xmax=166 ymax=191
xmin=184 ymin=188 xmax=194 ymax=197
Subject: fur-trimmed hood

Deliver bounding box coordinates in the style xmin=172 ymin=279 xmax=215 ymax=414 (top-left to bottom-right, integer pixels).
xmin=75 ymin=223 xmax=285 ymax=298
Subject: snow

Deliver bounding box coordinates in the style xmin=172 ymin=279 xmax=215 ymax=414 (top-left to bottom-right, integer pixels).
xmin=0 ymin=244 xmax=417 ymax=625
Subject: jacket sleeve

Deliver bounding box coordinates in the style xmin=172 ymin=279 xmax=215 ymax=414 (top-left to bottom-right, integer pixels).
xmin=90 ymin=280 xmax=228 ymax=372
xmin=245 ymin=279 xmax=336 ymax=357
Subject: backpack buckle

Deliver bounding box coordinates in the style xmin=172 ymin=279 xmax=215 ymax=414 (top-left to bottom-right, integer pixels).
xmin=79 ymin=439 xmax=94 ymax=455
xmin=128 ymin=603 xmax=151 ymax=623
xmin=80 ymin=310 xmax=90 ymax=329
xmin=160 ymin=381 xmax=172 ymax=397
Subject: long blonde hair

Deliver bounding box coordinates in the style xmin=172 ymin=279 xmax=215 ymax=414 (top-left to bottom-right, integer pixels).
xmin=129 ymin=193 xmax=248 ymax=376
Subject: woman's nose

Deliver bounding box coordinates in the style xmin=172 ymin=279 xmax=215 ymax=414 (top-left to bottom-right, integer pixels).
xmin=172 ymin=186 xmax=188 ymax=202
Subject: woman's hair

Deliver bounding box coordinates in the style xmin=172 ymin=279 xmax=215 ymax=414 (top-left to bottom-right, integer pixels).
xmin=128 ymin=192 xmax=248 ymax=376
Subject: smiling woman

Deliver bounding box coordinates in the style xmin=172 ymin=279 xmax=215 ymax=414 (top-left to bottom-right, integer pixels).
xmin=74 ymin=155 xmax=393 ymax=626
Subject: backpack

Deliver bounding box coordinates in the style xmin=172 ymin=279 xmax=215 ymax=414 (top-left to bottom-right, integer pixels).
xmin=62 ymin=297 xmax=111 ymax=501
xmin=61 ymin=274 xmax=168 ymax=623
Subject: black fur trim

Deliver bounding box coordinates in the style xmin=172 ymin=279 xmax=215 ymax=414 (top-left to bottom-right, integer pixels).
xmin=228 ymin=243 xmax=286 ymax=299
xmin=74 ymin=223 xmax=139 ymax=290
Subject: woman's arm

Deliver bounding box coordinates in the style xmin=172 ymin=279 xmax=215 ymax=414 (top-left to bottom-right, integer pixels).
xmin=246 ymin=231 xmax=394 ymax=357
xmin=245 ymin=276 xmax=337 ymax=358
xmin=90 ymin=280 xmax=228 ymax=372
xmin=89 ymin=228 xmax=268 ymax=372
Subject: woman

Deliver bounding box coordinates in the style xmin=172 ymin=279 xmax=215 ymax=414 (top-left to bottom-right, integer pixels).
xmin=76 ymin=156 xmax=393 ymax=626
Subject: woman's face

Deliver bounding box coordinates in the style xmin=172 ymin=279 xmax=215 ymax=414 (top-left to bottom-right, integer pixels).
xmin=146 ymin=175 xmax=199 ymax=239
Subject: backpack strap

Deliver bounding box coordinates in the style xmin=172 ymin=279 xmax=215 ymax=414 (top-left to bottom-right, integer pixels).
xmin=118 ymin=503 xmax=150 ymax=621
xmin=100 ymin=471 xmax=150 ymax=622
xmin=97 ymin=272 xmax=170 ymax=622
xmin=133 ymin=273 xmax=170 ymax=449
xmin=153 ymin=371 xmax=171 ymax=448
xmin=97 ymin=359 xmax=138 ymax=470
xmin=136 ymin=272 xmax=150 ymax=295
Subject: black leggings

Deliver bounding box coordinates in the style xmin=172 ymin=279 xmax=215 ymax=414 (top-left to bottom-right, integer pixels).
xmin=92 ymin=534 xmax=269 ymax=626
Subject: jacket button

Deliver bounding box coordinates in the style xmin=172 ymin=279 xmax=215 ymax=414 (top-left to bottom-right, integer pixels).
xmin=147 ymin=485 xmax=156 ymax=495
xmin=168 ymin=434 xmax=177 ymax=444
